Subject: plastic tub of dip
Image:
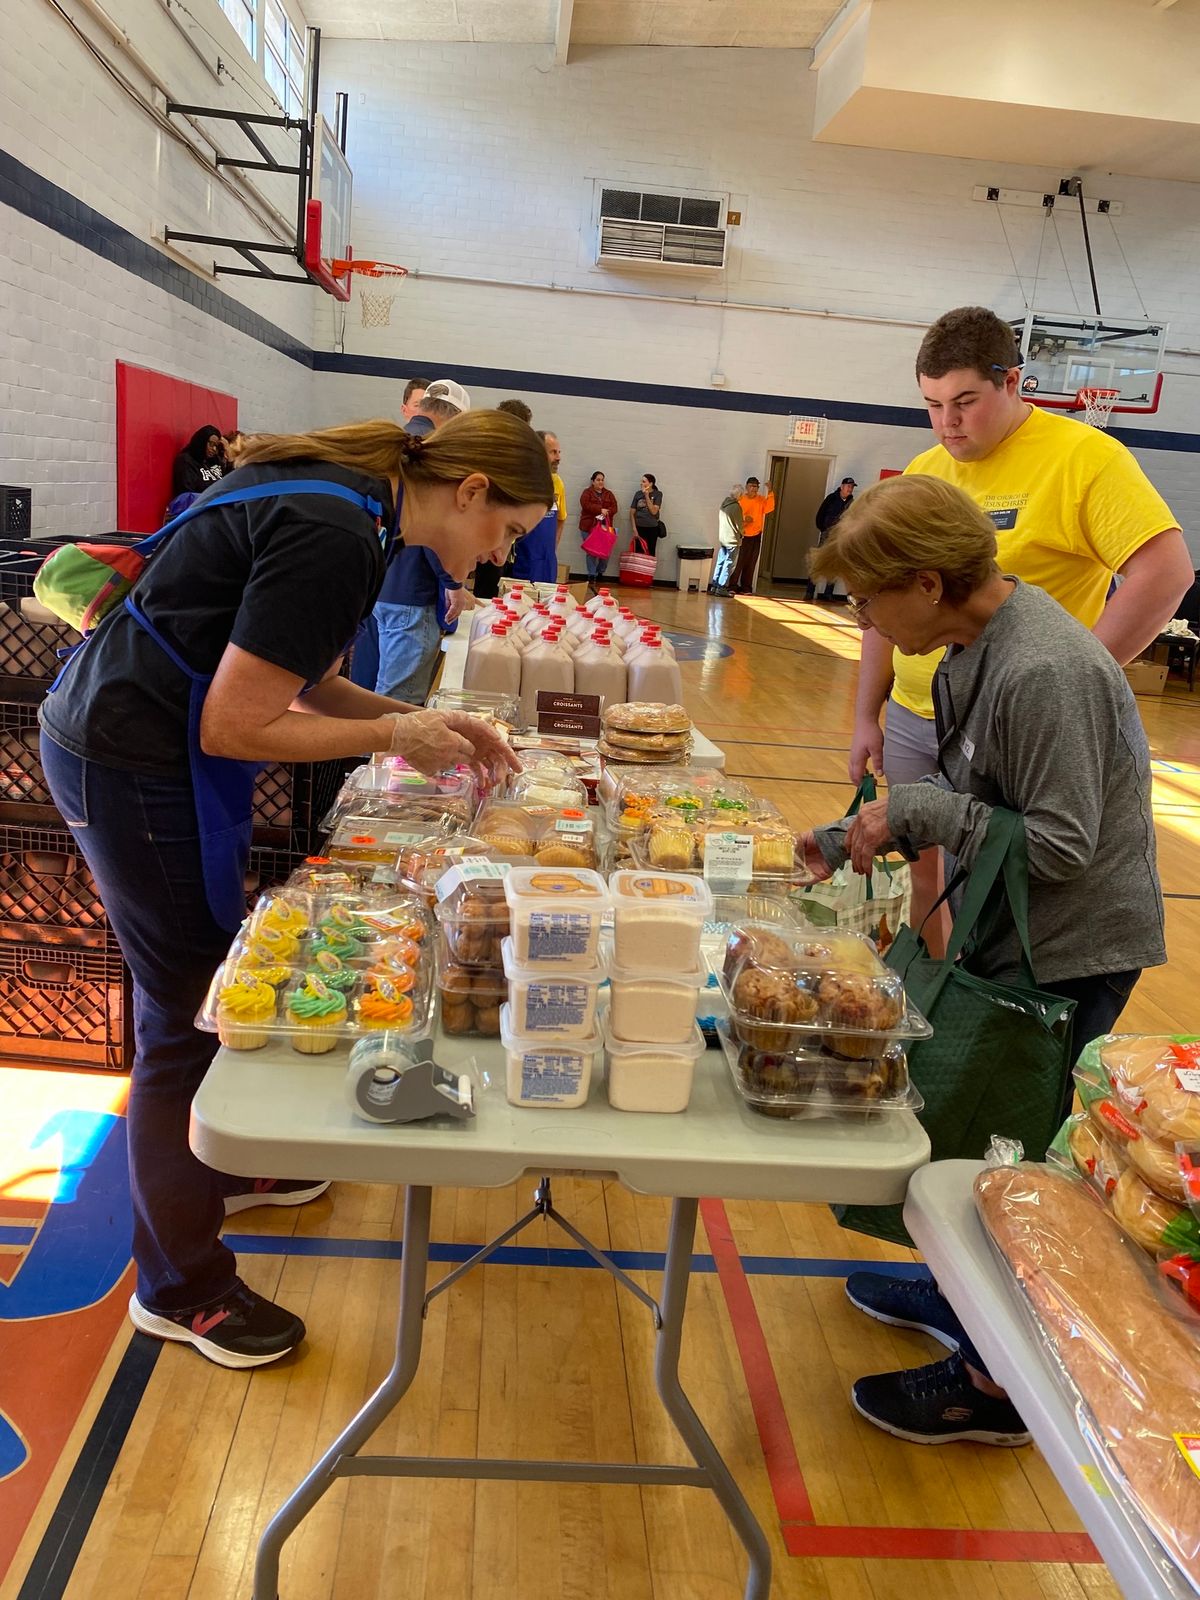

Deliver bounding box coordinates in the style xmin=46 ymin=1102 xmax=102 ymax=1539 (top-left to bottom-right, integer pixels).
xmin=501 ymin=937 xmax=605 ymax=1039
xmin=500 ymin=1003 xmax=601 ymax=1108
xmin=604 ymin=1023 xmax=706 ymax=1114
xmin=606 ymin=955 xmax=705 ymax=1045
xmin=502 ymin=867 xmax=609 ymax=967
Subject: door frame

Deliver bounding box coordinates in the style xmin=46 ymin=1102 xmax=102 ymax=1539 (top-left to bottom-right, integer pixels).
xmin=760 ymin=450 xmax=836 ymax=585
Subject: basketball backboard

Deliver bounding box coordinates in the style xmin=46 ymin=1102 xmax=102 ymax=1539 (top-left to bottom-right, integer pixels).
xmin=303 ymin=113 xmax=353 ymax=301
xmin=1012 ymin=311 xmax=1166 ymax=414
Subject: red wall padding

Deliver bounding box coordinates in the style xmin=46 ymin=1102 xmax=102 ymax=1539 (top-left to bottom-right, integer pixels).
xmin=115 ymin=362 xmax=238 ymax=533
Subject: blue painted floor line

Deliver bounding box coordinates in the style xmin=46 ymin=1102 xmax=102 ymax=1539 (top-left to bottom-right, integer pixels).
xmin=225 ymin=1231 xmax=932 ymax=1281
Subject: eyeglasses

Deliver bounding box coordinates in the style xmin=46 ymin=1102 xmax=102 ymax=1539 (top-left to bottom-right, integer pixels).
xmin=845 ymin=593 xmax=876 ymax=626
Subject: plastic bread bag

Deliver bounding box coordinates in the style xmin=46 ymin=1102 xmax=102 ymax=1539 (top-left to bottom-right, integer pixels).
xmin=1074 ymin=1034 xmax=1200 ymax=1148
xmin=974 ymin=1162 xmax=1200 ymax=1596
xmin=1076 ymin=1071 xmax=1190 ymax=1207
xmin=1047 ymin=1111 xmax=1128 ymax=1201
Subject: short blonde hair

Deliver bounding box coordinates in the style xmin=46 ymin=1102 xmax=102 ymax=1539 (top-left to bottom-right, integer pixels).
xmin=809 ymin=475 xmax=999 ymax=605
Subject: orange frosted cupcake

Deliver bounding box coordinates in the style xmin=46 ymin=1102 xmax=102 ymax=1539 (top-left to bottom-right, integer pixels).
xmin=357 ymin=973 xmax=415 ymax=1032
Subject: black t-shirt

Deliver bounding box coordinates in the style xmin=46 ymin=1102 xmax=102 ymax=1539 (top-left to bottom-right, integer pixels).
xmin=41 ymin=461 xmax=391 ymax=776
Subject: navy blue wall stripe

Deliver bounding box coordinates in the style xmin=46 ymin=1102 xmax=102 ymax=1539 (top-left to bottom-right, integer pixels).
xmin=0 ymin=146 xmax=312 ymax=368
xmin=16 ymin=1334 xmax=161 ymax=1600
xmin=4 ymin=143 xmax=1198 ymax=453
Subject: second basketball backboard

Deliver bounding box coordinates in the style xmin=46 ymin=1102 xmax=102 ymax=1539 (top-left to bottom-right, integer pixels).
xmin=1013 ymin=311 xmax=1166 ymax=414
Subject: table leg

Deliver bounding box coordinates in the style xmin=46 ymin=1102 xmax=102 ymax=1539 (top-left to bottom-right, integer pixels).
xmin=252 ymin=1184 xmax=433 ymax=1600
xmin=654 ymin=1197 xmax=773 ymax=1600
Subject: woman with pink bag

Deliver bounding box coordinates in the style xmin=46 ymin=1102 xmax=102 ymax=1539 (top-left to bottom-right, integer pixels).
xmin=579 ymin=470 xmax=619 ymax=592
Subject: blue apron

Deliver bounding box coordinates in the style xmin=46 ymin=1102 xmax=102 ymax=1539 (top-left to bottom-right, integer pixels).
xmin=50 ymin=478 xmax=389 ymax=932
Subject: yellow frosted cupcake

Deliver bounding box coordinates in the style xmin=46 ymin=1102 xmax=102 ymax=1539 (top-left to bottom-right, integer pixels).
xmin=285 ymin=974 xmax=348 ymax=1054
xmin=216 ymin=971 xmax=277 ymax=1050
xmin=256 ymin=896 xmax=309 ymax=939
xmin=244 ymin=924 xmax=302 ymax=964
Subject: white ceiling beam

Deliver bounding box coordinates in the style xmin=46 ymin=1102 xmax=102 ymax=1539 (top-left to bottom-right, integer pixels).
xmin=554 ymin=0 xmax=575 ymax=63
xmin=809 ymin=0 xmax=872 ymax=69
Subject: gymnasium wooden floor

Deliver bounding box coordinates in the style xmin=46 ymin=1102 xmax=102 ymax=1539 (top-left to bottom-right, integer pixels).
xmin=4 ymin=585 xmax=1197 ymax=1600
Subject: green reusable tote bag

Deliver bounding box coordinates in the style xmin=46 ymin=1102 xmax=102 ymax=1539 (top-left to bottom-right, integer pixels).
xmin=835 ymin=809 xmax=1077 ymax=1248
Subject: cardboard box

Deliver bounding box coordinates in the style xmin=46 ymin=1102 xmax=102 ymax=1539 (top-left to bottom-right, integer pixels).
xmin=1124 ymin=658 xmax=1168 ymax=696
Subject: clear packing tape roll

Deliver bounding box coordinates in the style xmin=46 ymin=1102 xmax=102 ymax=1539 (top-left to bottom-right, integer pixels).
xmin=346 ymin=1033 xmax=476 ymax=1124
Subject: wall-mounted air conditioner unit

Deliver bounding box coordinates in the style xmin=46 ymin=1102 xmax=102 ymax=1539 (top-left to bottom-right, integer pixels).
xmin=595 ymin=186 xmax=727 ymax=274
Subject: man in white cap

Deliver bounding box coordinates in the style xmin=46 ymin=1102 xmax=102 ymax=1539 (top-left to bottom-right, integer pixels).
xmin=363 ymin=377 xmax=474 ymax=701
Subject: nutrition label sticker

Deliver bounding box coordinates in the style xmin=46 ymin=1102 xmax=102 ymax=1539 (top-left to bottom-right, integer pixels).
xmin=702 ymin=832 xmax=754 ymax=886
xmin=527 ymin=910 xmax=591 ymax=958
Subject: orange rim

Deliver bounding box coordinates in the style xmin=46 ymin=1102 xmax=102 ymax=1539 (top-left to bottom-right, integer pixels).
xmin=331 ymin=259 xmax=409 ymax=279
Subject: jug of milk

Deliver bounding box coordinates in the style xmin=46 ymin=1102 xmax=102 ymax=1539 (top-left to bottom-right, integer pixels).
xmin=464 ymin=625 xmax=522 ymax=699
xmin=519 ymin=629 xmax=574 ymax=728
xmin=626 ymin=637 xmax=682 ymax=705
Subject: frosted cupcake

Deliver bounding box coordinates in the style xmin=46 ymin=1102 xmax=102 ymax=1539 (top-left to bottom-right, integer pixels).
xmin=311 ymin=950 xmax=361 ymax=994
xmin=256 ymin=896 xmax=309 ymax=940
xmin=233 ymin=960 xmax=293 ymax=992
xmin=285 ymin=974 xmax=347 ymax=1054
xmin=357 ymin=973 xmax=415 ymax=1033
xmin=216 ymin=971 xmax=277 ymax=1050
xmin=244 ymin=924 xmax=302 ymax=964
xmin=310 ymin=928 xmax=365 ymax=962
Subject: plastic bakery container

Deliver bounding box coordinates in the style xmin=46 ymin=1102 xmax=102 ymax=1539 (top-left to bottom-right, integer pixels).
xmin=500 ymin=1003 xmax=602 ymax=1108
xmin=604 ymin=1022 xmax=706 ymax=1114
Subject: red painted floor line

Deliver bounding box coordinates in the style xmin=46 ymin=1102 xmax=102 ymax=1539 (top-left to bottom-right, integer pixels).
xmin=784 ymin=1524 xmax=1100 ymax=1563
xmin=700 ymin=1198 xmax=1103 ymax=1567
xmin=699 ymin=1197 xmax=815 ymax=1526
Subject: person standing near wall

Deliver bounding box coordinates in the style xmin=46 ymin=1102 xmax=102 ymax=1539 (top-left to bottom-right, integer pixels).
xmin=846 ymin=305 xmax=1191 ymax=954
xmin=709 ymin=484 xmax=744 ymax=595
xmin=580 ymin=470 xmax=619 ymax=590
xmin=806 ymin=476 xmax=856 ymax=601
xmin=731 ymin=476 xmax=775 ymax=594
xmin=512 ymin=431 xmax=567 ymax=582
xmin=629 ymin=474 xmax=665 ymax=557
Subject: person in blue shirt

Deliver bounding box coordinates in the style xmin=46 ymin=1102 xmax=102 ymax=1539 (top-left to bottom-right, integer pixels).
xmin=511 ymin=430 xmax=566 ymax=583
xmin=354 ymin=379 xmax=474 ymax=701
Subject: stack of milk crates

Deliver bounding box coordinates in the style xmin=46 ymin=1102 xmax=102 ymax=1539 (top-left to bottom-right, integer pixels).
xmin=0 ymin=492 xmax=346 ymax=1073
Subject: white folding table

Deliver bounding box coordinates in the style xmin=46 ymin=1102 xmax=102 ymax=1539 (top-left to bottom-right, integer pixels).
xmin=192 ymin=1036 xmax=928 ymax=1599
xmin=904 ymin=1160 xmax=1190 ymax=1600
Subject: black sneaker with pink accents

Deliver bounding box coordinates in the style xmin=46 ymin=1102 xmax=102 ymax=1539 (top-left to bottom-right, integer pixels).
xmin=128 ymin=1284 xmax=305 ymax=1369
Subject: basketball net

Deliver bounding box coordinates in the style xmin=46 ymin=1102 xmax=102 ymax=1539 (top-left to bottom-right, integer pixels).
xmin=330 ymin=259 xmax=409 ymax=328
xmin=1077 ymin=387 xmax=1121 ymax=429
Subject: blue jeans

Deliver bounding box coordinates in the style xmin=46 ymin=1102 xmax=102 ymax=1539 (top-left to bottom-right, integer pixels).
xmin=586 ymin=552 xmax=609 ymax=582
xmin=712 ymin=545 xmax=737 ymax=588
xmin=374 ymin=601 xmax=442 ymax=702
xmin=41 ymin=734 xmax=250 ymax=1314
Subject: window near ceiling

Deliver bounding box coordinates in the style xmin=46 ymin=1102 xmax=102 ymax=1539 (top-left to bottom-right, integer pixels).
xmin=217 ymin=0 xmax=307 ymax=117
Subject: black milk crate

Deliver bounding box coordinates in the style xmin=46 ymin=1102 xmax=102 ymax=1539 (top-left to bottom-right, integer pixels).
xmin=244 ymin=843 xmax=308 ymax=903
xmin=0 ymin=824 xmax=108 ymax=947
xmin=251 ymin=759 xmax=349 ymax=850
xmin=0 ymin=703 xmax=57 ymax=822
xmin=0 ymin=551 xmax=81 ymax=701
xmin=0 ymin=941 xmax=132 ymax=1072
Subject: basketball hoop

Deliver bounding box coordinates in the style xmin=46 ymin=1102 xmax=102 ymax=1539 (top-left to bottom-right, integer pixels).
xmin=330 ymin=259 xmax=409 ymax=328
xmin=1075 ymin=387 xmax=1121 ymax=429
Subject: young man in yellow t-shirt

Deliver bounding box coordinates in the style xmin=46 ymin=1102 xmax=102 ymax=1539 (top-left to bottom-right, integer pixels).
xmin=850 ymin=305 xmax=1190 ymax=941
xmin=842 ymin=306 xmax=1190 ymax=1451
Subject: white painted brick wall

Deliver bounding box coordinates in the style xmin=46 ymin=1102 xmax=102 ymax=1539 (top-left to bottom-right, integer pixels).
xmin=1 ymin=0 xmax=318 ymax=532
xmin=315 ymin=40 xmax=1200 ymax=558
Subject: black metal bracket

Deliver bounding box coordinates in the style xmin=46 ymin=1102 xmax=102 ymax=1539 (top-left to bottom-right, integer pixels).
xmin=163 ymin=102 xmax=312 ymax=283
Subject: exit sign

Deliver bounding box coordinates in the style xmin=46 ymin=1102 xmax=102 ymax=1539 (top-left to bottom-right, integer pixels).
xmin=788 ymin=416 xmax=827 ymax=447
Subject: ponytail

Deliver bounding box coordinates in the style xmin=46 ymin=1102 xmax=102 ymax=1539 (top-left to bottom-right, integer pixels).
xmin=238 ymin=411 xmax=553 ymax=508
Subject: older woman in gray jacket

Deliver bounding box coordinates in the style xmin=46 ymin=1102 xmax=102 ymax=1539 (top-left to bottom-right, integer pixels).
xmin=799 ymin=472 xmax=1166 ymax=1451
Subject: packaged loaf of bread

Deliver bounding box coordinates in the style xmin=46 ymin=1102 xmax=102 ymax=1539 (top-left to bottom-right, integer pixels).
xmin=1111 ymin=1168 xmax=1200 ymax=1258
xmin=1077 ymin=1075 xmax=1189 ymax=1206
xmin=1097 ymin=1035 xmax=1200 ymax=1147
xmin=718 ymin=923 xmax=927 ymax=1056
xmin=471 ymin=798 xmax=598 ymax=869
xmin=1048 ymin=1111 xmax=1128 ymax=1200
xmin=975 ymin=1164 xmax=1200 ymax=1593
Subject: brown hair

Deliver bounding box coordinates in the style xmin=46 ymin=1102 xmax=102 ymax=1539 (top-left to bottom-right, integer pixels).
xmin=809 ymin=475 xmax=999 ymax=605
xmin=915 ymin=306 xmax=1021 ymax=387
xmin=402 ymin=376 xmax=432 ymax=404
xmin=238 ymin=411 xmax=554 ymax=508
xmin=498 ymin=398 xmax=533 ymax=423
